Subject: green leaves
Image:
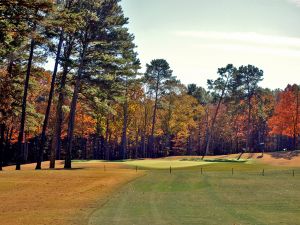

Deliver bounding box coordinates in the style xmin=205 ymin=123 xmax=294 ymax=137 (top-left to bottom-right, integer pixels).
xmin=145 ymin=59 xmax=176 ymax=97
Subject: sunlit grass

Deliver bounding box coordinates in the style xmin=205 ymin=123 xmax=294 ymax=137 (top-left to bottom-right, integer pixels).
xmin=89 ymin=164 xmax=300 ymax=225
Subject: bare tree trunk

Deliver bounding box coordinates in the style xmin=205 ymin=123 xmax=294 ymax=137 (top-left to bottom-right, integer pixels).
xmin=105 ymin=115 xmax=110 ymax=160
xmin=203 ymin=96 xmax=224 ymax=159
xmin=135 ymin=129 xmax=139 ymax=159
xmin=246 ymin=96 xmax=252 ymax=152
xmin=0 ymin=123 xmax=5 ymax=171
xmin=49 ymin=39 xmax=73 ymax=168
xmin=49 ymin=64 xmax=69 ymax=168
xmin=65 ymin=78 xmax=80 ymax=169
xmin=149 ymin=81 xmax=159 ymax=157
xmin=197 ymin=120 xmax=202 ymax=155
xmin=141 ymin=101 xmax=148 ymax=158
xmin=36 ymin=32 xmax=64 ymax=170
xmin=187 ymin=135 xmax=192 ymax=155
xmin=65 ymin=44 xmax=87 ymax=169
xmin=4 ymin=125 xmax=13 ymax=166
xmin=120 ymin=89 xmax=128 ymax=159
xmin=16 ymin=39 xmax=35 ymax=170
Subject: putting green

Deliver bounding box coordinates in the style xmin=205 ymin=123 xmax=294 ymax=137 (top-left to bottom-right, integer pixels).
xmin=73 ymin=159 xmax=215 ymax=169
xmin=122 ymin=159 xmax=213 ymax=169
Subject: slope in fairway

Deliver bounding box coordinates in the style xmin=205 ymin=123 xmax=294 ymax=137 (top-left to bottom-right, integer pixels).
xmin=89 ymin=163 xmax=300 ymax=225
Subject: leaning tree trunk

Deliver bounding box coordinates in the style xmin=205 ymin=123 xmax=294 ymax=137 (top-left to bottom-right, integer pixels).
xmin=64 ymin=44 xmax=86 ymax=169
xmin=49 ymin=63 xmax=69 ymax=168
xmin=36 ymin=32 xmax=64 ymax=170
xmin=203 ymin=95 xmax=224 ymax=159
xmin=64 ymin=78 xmax=80 ymax=169
xmin=49 ymin=39 xmax=73 ymax=169
xmin=16 ymin=39 xmax=35 ymax=170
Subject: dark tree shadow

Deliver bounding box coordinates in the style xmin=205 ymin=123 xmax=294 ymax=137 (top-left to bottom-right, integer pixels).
xmin=269 ymin=150 xmax=300 ymax=160
xmin=52 ymin=167 xmax=84 ymax=170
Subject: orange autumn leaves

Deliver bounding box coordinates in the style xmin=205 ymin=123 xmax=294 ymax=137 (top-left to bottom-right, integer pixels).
xmin=268 ymin=84 xmax=300 ymax=138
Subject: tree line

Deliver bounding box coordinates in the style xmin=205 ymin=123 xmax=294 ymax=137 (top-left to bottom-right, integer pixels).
xmin=0 ymin=0 xmax=299 ymax=170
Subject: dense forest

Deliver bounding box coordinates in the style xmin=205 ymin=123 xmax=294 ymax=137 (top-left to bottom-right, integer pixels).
xmin=0 ymin=0 xmax=299 ymax=170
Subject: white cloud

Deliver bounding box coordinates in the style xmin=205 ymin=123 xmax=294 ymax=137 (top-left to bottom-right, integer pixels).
xmin=174 ymin=31 xmax=300 ymax=48
xmin=288 ymin=0 xmax=300 ymax=7
xmin=196 ymin=43 xmax=300 ymax=58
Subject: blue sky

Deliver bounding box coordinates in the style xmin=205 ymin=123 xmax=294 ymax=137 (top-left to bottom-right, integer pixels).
xmin=120 ymin=0 xmax=300 ymax=89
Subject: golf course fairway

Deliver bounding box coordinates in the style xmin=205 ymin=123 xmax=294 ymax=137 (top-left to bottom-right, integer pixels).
xmin=89 ymin=162 xmax=300 ymax=225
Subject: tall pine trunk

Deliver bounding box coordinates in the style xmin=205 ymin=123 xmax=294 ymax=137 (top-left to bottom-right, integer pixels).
xmin=120 ymin=91 xmax=128 ymax=159
xmin=49 ymin=63 xmax=69 ymax=168
xmin=141 ymin=101 xmax=148 ymax=158
xmin=16 ymin=39 xmax=35 ymax=170
xmin=204 ymin=75 xmax=230 ymax=159
xmin=246 ymin=96 xmax=252 ymax=152
xmin=149 ymin=82 xmax=159 ymax=157
xmin=203 ymin=94 xmax=224 ymax=159
xmin=36 ymin=32 xmax=64 ymax=170
xmin=49 ymin=39 xmax=73 ymax=168
xmin=64 ymin=78 xmax=80 ymax=169
xmin=120 ymin=103 xmax=128 ymax=159
xmin=105 ymin=115 xmax=110 ymax=160
xmin=64 ymin=44 xmax=87 ymax=169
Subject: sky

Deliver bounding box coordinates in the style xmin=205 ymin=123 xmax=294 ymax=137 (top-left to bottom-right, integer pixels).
xmin=119 ymin=0 xmax=300 ymax=89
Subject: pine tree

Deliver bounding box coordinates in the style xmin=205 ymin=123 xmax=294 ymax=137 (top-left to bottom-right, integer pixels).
xmin=235 ymin=65 xmax=263 ymax=152
xmin=204 ymin=64 xmax=236 ymax=158
xmin=36 ymin=0 xmax=80 ymax=169
xmin=144 ymin=59 xmax=176 ymax=157
xmin=15 ymin=1 xmax=53 ymax=170
xmin=64 ymin=0 xmax=137 ymax=168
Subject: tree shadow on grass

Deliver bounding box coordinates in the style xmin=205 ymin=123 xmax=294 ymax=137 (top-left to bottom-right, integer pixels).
xmin=269 ymin=150 xmax=300 ymax=160
xmin=47 ymin=167 xmax=85 ymax=171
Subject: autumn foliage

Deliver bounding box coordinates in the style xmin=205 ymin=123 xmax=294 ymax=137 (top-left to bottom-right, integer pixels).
xmin=0 ymin=1 xmax=300 ymax=170
xmin=268 ymin=85 xmax=299 ymax=145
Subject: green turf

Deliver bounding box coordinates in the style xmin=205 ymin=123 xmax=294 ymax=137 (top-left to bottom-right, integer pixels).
xmin=123 ymin=159 xmax=214 ymax=169
xmin=73 ymin=159 xmax=215 ymax=169
xmin=88 ymin=163 xmax=300 ymax=225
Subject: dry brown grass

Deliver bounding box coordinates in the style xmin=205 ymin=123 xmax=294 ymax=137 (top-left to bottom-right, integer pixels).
xmin=238 ymin=151 xmax=300 ymax=167
xmin=164 ymin=151 xmax=300 ymax=167
xmin=0 ymin=161 xmax=143 ymax=225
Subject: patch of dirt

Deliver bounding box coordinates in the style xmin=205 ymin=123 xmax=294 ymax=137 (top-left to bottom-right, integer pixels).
xmin=0 ymin=161 xmax=143 ymax=225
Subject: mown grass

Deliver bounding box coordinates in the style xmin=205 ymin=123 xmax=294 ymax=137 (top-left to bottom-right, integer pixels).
xmin=2 ymin=158 xmax=299 ymax=225
xmin=123 ymin=159 xmax=214 ymax=169
xmin=74 ymin=159 xmax=215 ymax=169
xmin=89 ymin=162 xmax=300 ymax=225
xmin=0 ymin=161 xmax=142 ymax=225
